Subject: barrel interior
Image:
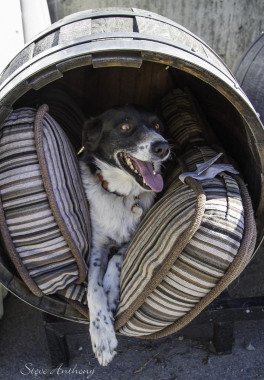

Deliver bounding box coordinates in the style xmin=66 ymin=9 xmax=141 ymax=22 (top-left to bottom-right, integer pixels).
xmin=3 ymin=57 xmax=260 ymax=317
xmin=15 ymin=59 xmax=261 ymax=219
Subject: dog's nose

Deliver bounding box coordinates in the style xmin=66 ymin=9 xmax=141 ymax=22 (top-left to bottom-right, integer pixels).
xmin=151 ymin=141 xmax=170 ymax=159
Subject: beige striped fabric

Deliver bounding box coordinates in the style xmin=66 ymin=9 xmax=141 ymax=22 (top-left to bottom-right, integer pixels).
xmin=0 ymin=89 xmax=256 ymax=333
xmin=115 ymin=88 xmax=256 ymax=337
xmin=0 ymin=105 xmax=90 ymax=298
xmin=161 ymin=88 xmax=207 ymax=149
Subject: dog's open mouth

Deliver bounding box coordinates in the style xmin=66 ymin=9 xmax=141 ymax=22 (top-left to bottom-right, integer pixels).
xmin=117 ymin=152 xmax=164 ymax=192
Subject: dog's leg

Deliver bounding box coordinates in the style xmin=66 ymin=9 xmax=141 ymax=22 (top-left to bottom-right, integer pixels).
xmin=88 ymin=244 xmax=118 ymax=366
xmin=103 ymin=243 xmax=128 ymax=315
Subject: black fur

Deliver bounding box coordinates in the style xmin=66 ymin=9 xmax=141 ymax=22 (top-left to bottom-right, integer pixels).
xmin=82 ymin=105 xmax=167 ymax=166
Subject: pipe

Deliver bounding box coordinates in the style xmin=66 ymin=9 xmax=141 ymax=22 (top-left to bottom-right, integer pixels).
xmin=20 ymin=0 xmax=51 ymax=43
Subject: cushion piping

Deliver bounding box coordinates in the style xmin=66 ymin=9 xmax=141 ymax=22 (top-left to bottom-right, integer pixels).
xmin=115 ymin=177 xmax=206 ymax=331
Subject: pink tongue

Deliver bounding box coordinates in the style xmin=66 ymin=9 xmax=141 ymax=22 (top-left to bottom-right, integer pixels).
xmin=132 ymin=158 xmax=164 ymax=192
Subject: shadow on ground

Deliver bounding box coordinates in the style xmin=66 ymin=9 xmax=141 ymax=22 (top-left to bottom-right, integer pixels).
xmin=0 ymin=294 xmax=264 ymax=379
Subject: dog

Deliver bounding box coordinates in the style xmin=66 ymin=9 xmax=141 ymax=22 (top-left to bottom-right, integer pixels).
xmin=79 ymin=105 xmax=170 ymax=366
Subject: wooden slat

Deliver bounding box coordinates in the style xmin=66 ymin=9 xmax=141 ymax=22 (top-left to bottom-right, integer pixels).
xmin=135 ymin=16 xmax=171 ymax=39
xmin=63 ymin=61 xmax=175 ymax=115
xmin=136 ymin=16 xmax=207 ymax=58
xmin=34 ymin=31 xmax=60 ymax=57
xmin=0 ymin=43 xmax=35 ymax=84
xmin=59 ymin=19 xmax=92 ymax=45
xmin=92 ymin=51 xmax=142 ymax=68
xmin=28 ymin=67 xmax=63 ymax=90
xmin=91 ymin=16 xmax=134 ymax=34
xmin=56 ymin=54 xmax=92 ymax=72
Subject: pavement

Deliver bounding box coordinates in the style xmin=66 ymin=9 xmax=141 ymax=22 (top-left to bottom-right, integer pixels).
xmin=0 ymin=247 xmax=264 ymax=380
xmin=1 ymin=287 xmax=264 ymax=380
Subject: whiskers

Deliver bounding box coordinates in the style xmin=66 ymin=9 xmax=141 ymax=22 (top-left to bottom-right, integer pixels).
xmin=166 ymin=143 xmax=178 ymax=161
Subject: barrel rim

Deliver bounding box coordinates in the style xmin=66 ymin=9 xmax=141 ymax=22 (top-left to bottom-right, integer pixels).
xmin=0 ymin=33 xmax=236 ymax=93
xmin=0 ymin=38 xmax=262 ymax=149
xmin=0 ymin=7 xmax=233 ymax=80
xmin=0 ymin=39 xmax=263 ymax=149
xmin=0 ymin=261 xmax=88 ymax=323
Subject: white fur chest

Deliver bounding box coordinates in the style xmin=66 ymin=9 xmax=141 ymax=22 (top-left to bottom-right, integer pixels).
xmin=80 ymin=161 xmax=155 ymax=247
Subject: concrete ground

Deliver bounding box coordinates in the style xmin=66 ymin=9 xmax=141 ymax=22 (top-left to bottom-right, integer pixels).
xmin=1 ymin=291 xmax=264 ymax=380
xmin=1 ymin=248 xmax=264 ymax=379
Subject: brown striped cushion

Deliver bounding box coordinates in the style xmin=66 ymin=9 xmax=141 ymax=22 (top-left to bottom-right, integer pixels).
xmin=0 ymin=105 xmax=90 ymax=299
xmin=114 ymin=88 xmax=257 ymax=337
xmin=0 ymin=88 xmax=257 ymax=335
xmin=16 ymin=86 xmax=85 ymax=150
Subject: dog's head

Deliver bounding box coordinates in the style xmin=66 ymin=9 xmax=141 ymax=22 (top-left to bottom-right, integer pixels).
xmin=82 ymin=105 xmax=170 ymax=193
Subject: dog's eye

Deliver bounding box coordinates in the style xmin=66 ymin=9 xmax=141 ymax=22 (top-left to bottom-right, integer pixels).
xmin=154 ymin=123 xmax=160 ymax=130
xmin=120 ymin=123 xmax=131 ymax=132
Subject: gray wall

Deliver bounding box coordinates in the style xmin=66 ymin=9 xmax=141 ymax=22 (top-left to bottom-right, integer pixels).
xmin=48 ymin=0 xmax=264 ymax=70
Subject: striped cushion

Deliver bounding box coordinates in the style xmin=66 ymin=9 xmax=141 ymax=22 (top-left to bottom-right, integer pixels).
xmin=0 ymin=105 xmax=90 ymax=298
xmin=16 ymin=86 xmax=85 ymax=150
xmin=0 ymin=89 xmax=257 ymax=334
xmin=114 ymin=88 xmax=256 ymax=338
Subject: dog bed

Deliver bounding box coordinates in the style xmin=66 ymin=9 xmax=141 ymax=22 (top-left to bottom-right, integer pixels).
xmin=0 ymin=89 xmax=257 ymax=337
xmin=114 ymin=89 xmax=257 ymax=337
xmin=0 ymin=105 xmax=90 ymax=303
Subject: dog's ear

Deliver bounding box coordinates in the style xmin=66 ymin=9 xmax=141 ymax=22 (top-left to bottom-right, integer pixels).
xmin=82 ymin=117 xmax=103 ymax=152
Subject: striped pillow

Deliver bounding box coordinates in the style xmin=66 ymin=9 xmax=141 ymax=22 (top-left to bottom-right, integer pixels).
xmin=0 ymin=89 xmax=257 ymax=334
xmin=16 ymin=86 xmax=85 ymax=150
xmin=114 ymin=89 xmax=257 ymax=338
xmin=0 ymin=105 xmax=90 ymax=298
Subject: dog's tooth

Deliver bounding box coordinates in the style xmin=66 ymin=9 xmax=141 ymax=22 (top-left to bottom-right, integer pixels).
xmin=134 ymin=169 xmax=138 ymax=174
xmin=153 ymin=170 xmax=156 ymax=175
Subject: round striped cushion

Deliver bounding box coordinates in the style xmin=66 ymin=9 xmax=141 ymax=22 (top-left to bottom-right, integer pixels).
xmin=0 ymin=105 xmax=90 ymax=297
xmin=114 ymin=89 xmax=257 ymax=338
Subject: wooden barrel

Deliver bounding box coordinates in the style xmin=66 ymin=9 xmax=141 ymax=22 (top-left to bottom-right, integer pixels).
xmin=235 ymin=33 xmax=264 ymax=123
xmin=0 ymin=8 xmax=263 ymax=321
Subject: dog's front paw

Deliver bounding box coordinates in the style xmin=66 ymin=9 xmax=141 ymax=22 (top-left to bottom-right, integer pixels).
xmin=90 ymin=312 xmax=118 ymax=366
xmin=103 ymin=262 xmax=120 ymax=314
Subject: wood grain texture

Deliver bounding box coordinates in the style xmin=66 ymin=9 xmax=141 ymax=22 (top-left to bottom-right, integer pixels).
xmin=59 ymin=19 xmax=92 ymax=44
xmin=48 ymin=0 xmax=264 ymax=69
xmin=60 ymin=61 xmax=174 ymax=115
xmin=91 ymin=16 xmax=133 ymax=34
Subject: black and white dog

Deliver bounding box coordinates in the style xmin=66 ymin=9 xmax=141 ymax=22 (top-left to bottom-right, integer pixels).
xmin=79 ymin=105 xmax=170 ymax=366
